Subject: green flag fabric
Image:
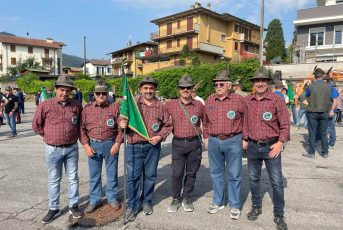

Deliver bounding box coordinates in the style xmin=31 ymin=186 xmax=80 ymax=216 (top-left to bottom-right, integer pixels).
xmin=119 ymin=65 xmax=149 ymax=140
xmin=40 ymin=87 xmax=51 ymax=101
xmin=287 ymin=82 xmax=294 ymax=108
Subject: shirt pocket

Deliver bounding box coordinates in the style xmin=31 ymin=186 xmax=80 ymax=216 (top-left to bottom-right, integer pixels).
xmin=105 ymin=115 xmax=117 ymax=131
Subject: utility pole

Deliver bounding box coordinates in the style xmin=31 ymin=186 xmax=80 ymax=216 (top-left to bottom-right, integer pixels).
xmin=83 ymin=36 xmax=87 ymax=75
xmin=259 ymin=0 xmax=264 ymax=66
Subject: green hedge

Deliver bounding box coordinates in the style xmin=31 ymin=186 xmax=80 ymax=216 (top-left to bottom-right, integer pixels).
xmin=16 ymin=59 xmax=261 ymax=99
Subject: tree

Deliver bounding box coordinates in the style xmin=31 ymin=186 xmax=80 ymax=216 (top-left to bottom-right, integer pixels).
xmin=265 ymin=19 xmax=286 ymax=62
xmin=7 ymin=56 xmax=43 ymax=76
xmin=180 ymin=45 xmax=201 ymax=66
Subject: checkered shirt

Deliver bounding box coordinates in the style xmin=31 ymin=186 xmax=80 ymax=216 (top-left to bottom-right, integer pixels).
xmin=203 ymin=93 xmax=245 ymax=139
xmin=165 ymin=99 xmax=204 ymax=138
xmin=243 ymin=91 xmax=290 ymax=143
xmin=32 ymin=97 xmax=83 ymax=145
xmin=80 ymin=102 xmax=123 ymax=145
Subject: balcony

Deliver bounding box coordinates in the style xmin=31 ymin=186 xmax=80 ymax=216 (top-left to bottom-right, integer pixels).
xmin=294 ymin=4 xmax=343 ymax=26
xmin=158 ymin=42 xmax=223 ymax=55
xmin=151 ymin=23 xmax=200 ymax=41
xmin=111 ymin=56 xmax=133 ymax=65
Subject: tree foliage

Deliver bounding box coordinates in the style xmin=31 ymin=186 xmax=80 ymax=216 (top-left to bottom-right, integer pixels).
xmin=265 ymin=19 xmax=286 ymax=62
xmin=180 ymin=45 xmax=201 ymax=66
xmin=7 ymin=56 xmax=43 ymax=76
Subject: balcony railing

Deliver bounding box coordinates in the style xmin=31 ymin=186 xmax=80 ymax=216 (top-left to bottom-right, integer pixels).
xmin=158 ymin=42 xmax=223 ymax=55
xmin=111 ymin=56 xmax=133 ymax=64
xmin=151 ymin=23 xmax=200 ymax=40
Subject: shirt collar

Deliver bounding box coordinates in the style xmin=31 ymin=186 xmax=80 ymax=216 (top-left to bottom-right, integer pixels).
xmin=178 ymin=98 xmax=195 ymax=105
xmin=138 ymin=97 xmax=159 ymax=107
xmin=93 ymin=101 xmax=109 ymax=107
xmin=251 ymin=91 xmax=273 ymax=101
xmin=54 ymin=97 xmax=71 ymax=105
xmin=214 ymin=93 xmax=231 ymax=101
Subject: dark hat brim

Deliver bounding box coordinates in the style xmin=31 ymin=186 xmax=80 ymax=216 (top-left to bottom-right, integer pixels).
xmin=54 ymin=82 xmax=76 ymax=89
xmin=139 ymin=81 xmax=158 ymax=87
xmin=94 ymin=88 xmax=108 ymax=93
xmin=178 ymin=83 xmax=194 ymax=88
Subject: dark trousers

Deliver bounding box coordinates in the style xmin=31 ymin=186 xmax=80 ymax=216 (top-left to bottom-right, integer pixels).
xmin=307 ymin=112 xmax=329 ymax=155
xmin=171 ymin=138 xmax=202 ymax=199
xmin=247 ymin=142 xmax=285 ymax=215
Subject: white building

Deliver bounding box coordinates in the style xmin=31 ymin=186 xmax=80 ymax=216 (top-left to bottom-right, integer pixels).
xmin=0 ymin=35 xmax=65 ymax=75
xmin=81 ymin=59 xmax=112 ymax=77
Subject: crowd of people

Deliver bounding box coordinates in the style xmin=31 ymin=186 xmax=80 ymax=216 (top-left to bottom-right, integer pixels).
xmin=1 ymin=65 xmax=339 ymax=230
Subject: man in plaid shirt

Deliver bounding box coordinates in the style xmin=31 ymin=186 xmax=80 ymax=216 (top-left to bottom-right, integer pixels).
xmin=165 ymin=75 xmax=204 ymax=213
xmin=80 ymin=82 xmax=124 ymax=214
xmin=121 ymin=76 xmax=172 ymax=222
xmin=203 ymin=70 xmax=245 ymax=219
xmin=32 ymin=76 xmax=83 ymax=224
xmin=242 ymin=68 xmax=290 ymax=230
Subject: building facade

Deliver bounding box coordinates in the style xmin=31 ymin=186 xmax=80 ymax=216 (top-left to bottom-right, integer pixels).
xmin=81 ymin=59 xmax=112 ymax=77
xmin=108 ymin=41 xmax=158 ymax=77
xmin=0 ymin=35 xmax=64 ymax=76
xmin=294 ymin=0 xmax=343 ymax=63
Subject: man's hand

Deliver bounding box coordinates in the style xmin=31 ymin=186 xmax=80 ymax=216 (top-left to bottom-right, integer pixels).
xmin=148 ymin=136 xmax=162 ymax=145
xmin=9 ymin=111 xmax=14 ymax=117
xmin=83 ymin=144 xmax=95 ymax=157
xmin=329 ymin=110 xmax=334 ymax=118
xmin=119 ymin=119 xmax=128 ymax=129
xmin=242 ymin=140 xmax=248 ymax=150
xmin=204 ymin=139 xmax=208 ymax=150
xmin=110 ymin=143 xmax=121 ymax=156
xmin=268 ymin=141 xmax=284 ymax=158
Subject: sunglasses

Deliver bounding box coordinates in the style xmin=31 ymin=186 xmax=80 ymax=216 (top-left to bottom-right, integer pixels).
xmin=95 ymin=92 xmax=107 ymax=96
xmin=214 ymin=83 xmax=226 ymax=88
xmin=179 ymin=86 xmax=192 ymax=90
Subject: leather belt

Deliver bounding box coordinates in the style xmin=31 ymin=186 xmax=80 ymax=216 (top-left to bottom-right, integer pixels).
xmin=248 ymin=138 xmax=278 ymax=146
xmin=47 ymin=143 xmax=76 ymax=148
xmin=132 ymin=141 xmax=150 ymax=145
xmin=173 ymin=136 xmax=199 ymax=142
xmin=90 ymin=137 xmax=114 ymax=143
xmin=211 ymin=132 xmax=241 ymax=141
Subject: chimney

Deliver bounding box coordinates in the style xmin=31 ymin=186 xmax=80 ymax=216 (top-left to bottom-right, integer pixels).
xmin=191 ymin=2 xmax=201 ymax=9
xmin=46 ymin=37 xmax=53 ymax=43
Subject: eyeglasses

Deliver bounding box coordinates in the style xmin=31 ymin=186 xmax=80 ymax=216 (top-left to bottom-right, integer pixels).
xmin=95 ymin=92 xmax=107 ymax=96
xmin=179 ymin=86 xmax=192 ymax=90
xmin=214 ymin=83 xmax=226 ymax=88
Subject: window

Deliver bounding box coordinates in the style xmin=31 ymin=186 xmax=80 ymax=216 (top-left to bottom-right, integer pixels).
xmin=167 ymin=40 xmax=172 ymax=49
xmin=176 ymin=38 xmax=180 ymax=47
xmin=177 ymin=20 xmax=181 ymax=29
xmin=11 ymin=58 xmax=16 ymax=65
xmin=309 ymin=28 xmax=325 ymax=46
xmin=334 ymin=26 xmax=342 ymax=44
xmin=45 ymin=48 xmax=49 ymax=55
xmin=10 ymin=45 xmax=16 ymax=52
xmin=234 ymin=24 xmax=240 ymax=33
xmin=235 ymin=42 xmax=239 ymax=51
xmin=28 ymin=46 xmax=33 ymax=54
xmin=107 ymin=68 xmax=112 ymax=74
xmin=221 ymin=34 xmax=226 ymax=41
xmin=244 ymin=44 xmax=249 ymax=51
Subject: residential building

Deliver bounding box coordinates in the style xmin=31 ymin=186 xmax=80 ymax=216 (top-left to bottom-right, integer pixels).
xmin=141 ymin=2 xmax=261 ymax=73
xmin=63 ymin=66 xmax=82 ymax=76
xmin=81 ymin=59 xmax=112 ymax=77
xmin=294 ymin=0 xmax=343 ymax=63
xmin=108 ymin=41 xmax=158 ymax=77
xmin=0 ymin=35 xmax=65 ymax=76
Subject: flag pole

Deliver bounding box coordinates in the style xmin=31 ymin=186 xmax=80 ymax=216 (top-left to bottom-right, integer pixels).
xmin=123 ymin=127 xmax=127 ymax=224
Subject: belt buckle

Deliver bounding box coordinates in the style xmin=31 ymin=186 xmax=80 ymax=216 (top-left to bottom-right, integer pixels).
xmin=256 ymin=140 xmax=264 ymax=146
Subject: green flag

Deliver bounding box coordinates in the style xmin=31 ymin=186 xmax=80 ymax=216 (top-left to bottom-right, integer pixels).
xmin=119 ymin=65 xmax=149 ymax=139
xmin=40 ymin=87 xmax=51 ymax=101
xmin=287 ymin=82 xmax=294 ymax=108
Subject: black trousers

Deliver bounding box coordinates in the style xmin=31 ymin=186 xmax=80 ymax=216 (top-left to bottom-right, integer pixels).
xmin=171 ymin=138 xmax=202 ymax=199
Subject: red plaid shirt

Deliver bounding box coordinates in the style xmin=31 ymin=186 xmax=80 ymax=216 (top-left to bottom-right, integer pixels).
xmin=80 ymin=102 xmax=123 ymax=145
xmin=127 ymin=98 xmax=172 ymax=144
xmin=243 ymin=92 xmax=290 ymax=143
xmin=203 ymin=93 xmax=245 ymax=139
xmin=32 ymin=97 xmax=83 ymax=145
xmin=165 ymin=99 xmax=204 ymax=138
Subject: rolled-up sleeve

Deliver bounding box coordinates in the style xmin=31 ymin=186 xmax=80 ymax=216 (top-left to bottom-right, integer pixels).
xmin=32 ymin=103 xmax=45 ymax=136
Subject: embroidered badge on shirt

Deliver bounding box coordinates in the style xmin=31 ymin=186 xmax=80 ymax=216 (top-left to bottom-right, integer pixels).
xmin=190 ymin=115 xmax=198 ymax=124
xmin=152 ymin=122 xmax=159 ymax=131
xmin=107 ymin=118 xmax=114 ymax=127
xmin=263 ymin=112 xmax=272 ymax=121
xmin=227 ymin=111 xmax=236 ymax=119
xmin=72 ymin=115 xmax=78 ymax=125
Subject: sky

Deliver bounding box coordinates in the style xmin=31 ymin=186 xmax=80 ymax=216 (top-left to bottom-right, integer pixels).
xmin=0 ymin=0 xmax=317 ymax=60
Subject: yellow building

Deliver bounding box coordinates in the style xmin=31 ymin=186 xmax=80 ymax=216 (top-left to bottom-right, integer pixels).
xmin=108 ymin=41 xmax=158 ymax=77
xmin=140 ymin=2 xmax=262 ymax=73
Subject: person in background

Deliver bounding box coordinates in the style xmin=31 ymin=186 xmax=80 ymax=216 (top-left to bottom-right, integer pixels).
xmin=4 ymin=86 xmax=18 ymax=138
xmin=35 ymin=90 xmax=41 ymax=106
xmin=13 ymin=87 xmax=22 ymax=124
xmin=336 ymin=89 xmax=343 ymax=124
xmin=74 ymin=88 xmax=83 ymax=104
xmin=0 ymin=92 xmax=9 ymax=128
xmin=297 ymin=91 xmax=308 ymax=129
xmin=324 ymin=78 xmax=338 ymax=149
xmin=232 ymin=77 xmax=248 ymax=97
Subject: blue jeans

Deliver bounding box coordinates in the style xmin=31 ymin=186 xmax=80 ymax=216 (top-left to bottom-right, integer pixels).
xmin=247 ymin=142 xmax=285 ymax=215
xmin=290 ymin=104 xmax=298 ymax=126
xmin=307 ymin=112 xmax=329 ymax=155
xmin=45 ymin=143 xmax=79 ymax=210
xmin=4 ymin=112 xmax=17 ymax=135
xmin=208 ymin=134 xmax=242 ymax=209
xmin=297 ymin=109 xmax=308 ymax=129
xmin=126 ymin=142 xmax=161 ymax=210
xmin=88 ymin=139 xmax=119 ymax=205
xmin=328 ymin=113 xmax=337 ymax=147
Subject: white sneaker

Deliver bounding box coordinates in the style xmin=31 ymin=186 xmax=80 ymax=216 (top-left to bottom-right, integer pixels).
xmin=207 ymin=204 xmax=225 ymax=214
xmin=230 ymin=208 xmax=241 ymax=220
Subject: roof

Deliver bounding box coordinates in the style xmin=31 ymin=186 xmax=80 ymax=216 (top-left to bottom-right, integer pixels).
xmin=150 ymin=6 xmax=261 ymax=30
xmin=63 ymin=66 xmax=82 ymax=72
xmin=20 ymin=68 xmax=50 ymax=73
xmin=0 ymin=35 xmax=65 ymax=49
xmin=108 ymin=41 xmax=158 ymax=55
xmin=86 ymin=59 xmax=111 ymax=66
